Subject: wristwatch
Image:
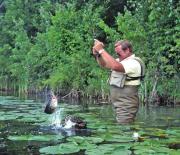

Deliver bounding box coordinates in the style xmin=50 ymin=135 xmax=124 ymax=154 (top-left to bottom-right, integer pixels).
xmin=95 ymin=49 xmax=104 ymax=58
xmin=98 ymin=49 xmax=104 ymax=54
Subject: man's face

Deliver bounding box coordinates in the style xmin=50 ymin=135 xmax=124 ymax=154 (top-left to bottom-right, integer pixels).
xmin=114 ymin=44 xmax=130 ymax=60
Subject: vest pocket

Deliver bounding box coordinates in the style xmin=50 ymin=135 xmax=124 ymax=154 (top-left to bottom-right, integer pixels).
xmin=109 ymin=72 xmax=126 ymax=88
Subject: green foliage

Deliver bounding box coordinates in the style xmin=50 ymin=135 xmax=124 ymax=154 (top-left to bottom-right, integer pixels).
xmin=136 ymin=0 xmax=180 ymax=102
xmin=116 ymin=11 xmax=148 ymax=59
xmin=0 ymin=0 xmax=179 ymax=103
xmin=27 ymin=2 xmax=109 ymax=96
xmin=0 ymin=0 xmax=55 ymax=93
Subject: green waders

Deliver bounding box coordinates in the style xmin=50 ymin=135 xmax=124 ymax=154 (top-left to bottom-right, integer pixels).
xmin=110 ymin=85 xmax=139 ymax=124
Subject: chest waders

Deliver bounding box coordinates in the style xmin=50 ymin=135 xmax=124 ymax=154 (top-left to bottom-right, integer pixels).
xmin=110 ymin=85 xmax=139 ymax=124
xmin=109 ymin=57 xmax=145 ymax=124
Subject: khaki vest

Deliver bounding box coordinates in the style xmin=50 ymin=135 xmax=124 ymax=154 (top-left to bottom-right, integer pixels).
xmin=109 ymin=57 xmax=145 ymax=88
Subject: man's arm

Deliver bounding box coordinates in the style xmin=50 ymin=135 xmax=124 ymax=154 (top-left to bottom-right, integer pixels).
xmin=93 ymin=43 xmax=125 ymax=73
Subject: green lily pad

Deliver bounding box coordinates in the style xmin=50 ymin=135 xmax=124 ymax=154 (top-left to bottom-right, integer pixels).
xmin=0 ymin=112 xmax=5 ymax=115
xmin=67 ymin=136 xmax=101 ymax=150
xmin=76 ymin=113 xmax=97 ymax=123
xmin=85 ymin=143 xmax=131 ymax=155
xmin=67 ymin=136 xmax=104 ymax=144
xmin=85 ymin=136 xmax=104 ymax=144
xmin=169 ymin=150 xmax=180 ymax=155
xmin=85 ymin=148 xmax=107 ymax=155
xmin=78 ymin=141 xmax=97 ymax=150
xmin=39 ymin=142 xmax=80 ymax=154
xmin=98 ymin=133 xmax=133 ymax=143
xmin=87 ymin=121 xmax=108 ymax=129
xmin=166 ymin=129 xmax=180 ymax=137
xmin=66 ymin=136 xmax=85 ymax=144
xmin=18 ymin=117 xmax=43 ymax=123
xmin=112 ymin=149 xmax=131 ymax=155
xmin=0 ymin=115 xmax=18 ymax=120
xmin=133 ymin=145 xmax=172 ymax=155
xmin=8 ymin=135 xmax=29 ymax=141
xmin=8 ymin=134 xmax=64 ymax=141
xmin=159 ymin=138 xmax=180 ymax=145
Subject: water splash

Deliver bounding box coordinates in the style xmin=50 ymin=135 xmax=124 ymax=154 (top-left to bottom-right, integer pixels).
xmin=63 ymin=119 xmax=76 ymax=129
xmin=51 ymin=108 xmax=63 ymax=129
xmin=49 ymin=108 xmax=77 ymax=136
xmin=49 ymin=108 xmax=76 ymax=130
xmin=132 ymin=132 xmax=140 ymax=141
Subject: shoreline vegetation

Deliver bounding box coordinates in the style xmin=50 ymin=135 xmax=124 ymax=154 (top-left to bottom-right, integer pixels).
xmin=0 ymin=87 xmax=179 ymax=106
xmin=0 ymin=0 xmax=179 ymax=106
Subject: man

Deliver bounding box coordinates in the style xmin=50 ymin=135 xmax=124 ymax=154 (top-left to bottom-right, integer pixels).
xmin=92 ymin=39 xmax=145 ymax=124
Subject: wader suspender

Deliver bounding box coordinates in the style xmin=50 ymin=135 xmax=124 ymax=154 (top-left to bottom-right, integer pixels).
xmin=126 ymin=57 xmax=145 ymax=81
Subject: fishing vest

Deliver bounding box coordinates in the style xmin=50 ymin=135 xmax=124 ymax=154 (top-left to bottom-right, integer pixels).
xmin=109 ymin=56 xmax=145 ymax=88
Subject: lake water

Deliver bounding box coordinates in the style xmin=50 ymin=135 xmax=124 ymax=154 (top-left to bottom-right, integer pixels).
xmin=0 ymin=95 xmax=179 ymax=155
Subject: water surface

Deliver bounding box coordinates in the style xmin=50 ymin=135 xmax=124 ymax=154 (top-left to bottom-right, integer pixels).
xmin=0 ymin=95 xmax=179 ymax=155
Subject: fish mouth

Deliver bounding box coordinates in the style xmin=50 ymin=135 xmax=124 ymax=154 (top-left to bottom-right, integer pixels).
xmin=44 ymin=105 xmax=56 ymax=114
xmin=44 ymin=89 xmax=58 ymax=114
xmin=44 ymin=100 xmax=57 ymax=114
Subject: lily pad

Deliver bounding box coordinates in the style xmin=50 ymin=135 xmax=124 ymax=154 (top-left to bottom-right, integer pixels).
xmin=78 ymin=141 xmax=97 ymax=150
xmin=67 ymin=136 xmax=104 ymax=144
xmin=66 ymin=136 xmax=98 ymax=150
xmin=99 ymin=133 xmax=133 ymax=143
xmin=0 ymin=111 xmax=5 ymax=115
xmin=8 ymin=134 xmax=64 ymax=141
xmin=39 ymin=142 xmax=80 ymax=154
xmin=169 ymin=150 xmax=180 ymax=155
xmin=85 ymin=143 xmax=131 ymax=155
xmin=166 ymin=129 xmax=180 ymax=137
xmin=18 ymin=117 xmax=43 ymax=123
xmin=133 ymin=145 xmax=171 ymax=155
xmin=87 ymin=121 xmax=108 ymax=129
xmin=85 ymin=136 xmax=104 ymax=144
xmin=0 ymin=115 xmax=18 ymax=120
xmin=66 ymin=136 xmax=85 ymax=144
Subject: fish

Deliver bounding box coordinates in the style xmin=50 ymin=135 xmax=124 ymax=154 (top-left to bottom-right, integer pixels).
xmin=44 ymin=89 xmax=58 ymax=114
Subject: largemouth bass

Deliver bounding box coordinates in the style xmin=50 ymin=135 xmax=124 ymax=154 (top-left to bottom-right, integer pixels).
xmin=44 ymin=89 xmax=58 ymax=114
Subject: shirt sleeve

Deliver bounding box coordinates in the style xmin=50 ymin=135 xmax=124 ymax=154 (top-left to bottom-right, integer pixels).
xmin=120 ymin=59 xmax=141 ymax=77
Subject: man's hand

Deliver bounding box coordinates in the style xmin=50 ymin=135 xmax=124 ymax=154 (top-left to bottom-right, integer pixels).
xmin=92 ymin=39 xmax=104 ymax=55
xmin=93 ymin=39 xmax=104 ymax=48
